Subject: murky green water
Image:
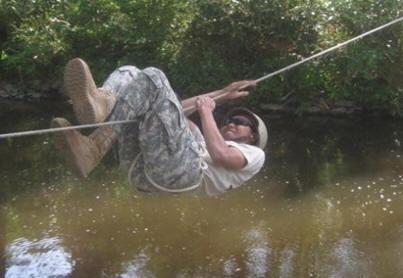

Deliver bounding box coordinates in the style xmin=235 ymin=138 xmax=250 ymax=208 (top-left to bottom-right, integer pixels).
xmin=2 ymin=101 xmax=403 ymax=277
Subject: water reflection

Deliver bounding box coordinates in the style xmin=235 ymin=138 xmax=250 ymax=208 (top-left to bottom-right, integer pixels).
xmin=244 ymin=228 xmax=271 ymax=277
xmin=328 ymin=237 xmax=369 ymax=278
xmin=278 ymin=246 xmax=296 ymax=278
xmin=222 ymin=256 xmax=239 ymax=276
xmin=118 ymin=249 xmax=154 ymax=278
xmin=6 ymin=236 xmax=73 ymax=277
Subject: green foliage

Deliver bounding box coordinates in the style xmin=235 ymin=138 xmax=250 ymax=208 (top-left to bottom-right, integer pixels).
xmin=0 ymin=0 xmax=402 ymax=113
xmin=0 ymin=0 xmax=71 ymax=89
xmin=0 ymin=0 xmax=193 ymax=86
xmin=316 ymin=0 xmax=403 ymax=110
xmin=61 ymin=0 xmax=195 ymax=81
xmin=169 ymin=0 xmax=323 ymax=94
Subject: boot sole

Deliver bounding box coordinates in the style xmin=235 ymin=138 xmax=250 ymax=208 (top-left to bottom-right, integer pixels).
xmin=64 ymin=58 xmax=97 ymax=125
xmin=51 ymin=118 xmax=89 ymax=178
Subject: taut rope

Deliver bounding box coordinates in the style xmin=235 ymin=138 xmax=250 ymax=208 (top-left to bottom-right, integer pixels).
xmin=1 ymin=16 xmax=402 ymax=140
xmin=0 ymin=120 xmax=135 ymax=139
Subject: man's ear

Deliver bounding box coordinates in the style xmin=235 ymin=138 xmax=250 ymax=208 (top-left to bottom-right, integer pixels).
xmin=250 ymin=134 xmax=258 ymax=145
xmin=246 ymin=134 xmax=253 ymax=144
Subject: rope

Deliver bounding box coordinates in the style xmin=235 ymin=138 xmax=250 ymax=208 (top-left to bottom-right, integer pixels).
xmin=1 ymin=16 xmax=402 ymax=140
xmin=0 ymin=120 xmax=135 ymax=139
xmin=255 ymin=16 xmax=403 ymax=84
xmin=176 ymin=16 xmax=403 ymax=115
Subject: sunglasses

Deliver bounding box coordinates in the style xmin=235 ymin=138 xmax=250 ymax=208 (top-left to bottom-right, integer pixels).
xmin=223 ymin=116 xmax=254 ymax=128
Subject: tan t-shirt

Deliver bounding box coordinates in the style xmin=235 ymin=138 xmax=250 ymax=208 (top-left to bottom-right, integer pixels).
xmin=200 ymin=141 xmax=265 ymax=196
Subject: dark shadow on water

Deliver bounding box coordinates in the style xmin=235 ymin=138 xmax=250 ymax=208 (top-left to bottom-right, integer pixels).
xmin=0 ymin=100 xmax=69 ymax=199
xmin=266 ymin=115 xmax=403 ymax=196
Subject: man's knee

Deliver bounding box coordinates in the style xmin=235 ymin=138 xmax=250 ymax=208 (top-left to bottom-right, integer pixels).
xmin=143 ymin=67 xmax=165 ymax=78
xmin=142 ymin=67 xmax=171 ymax=90
xmin=102 ymin=65 xmax=143 ymax=93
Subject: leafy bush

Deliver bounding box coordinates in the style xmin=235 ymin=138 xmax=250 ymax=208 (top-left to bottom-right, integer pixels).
xmin=169 ymin=0 xmax=323 ymax=97
xmin=0 ymin=0 xmax=193 ymax=88
xmin=0 ymin=0 xmax=71 ymax=88
xmin=316 ymin=0 xmax=403 ymax=110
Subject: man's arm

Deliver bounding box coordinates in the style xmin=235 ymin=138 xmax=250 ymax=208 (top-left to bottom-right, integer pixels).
xmin=181 ymin=80 xmax=256 ymax=116
xmin=196 ymin=96 xmax=247 ymax=170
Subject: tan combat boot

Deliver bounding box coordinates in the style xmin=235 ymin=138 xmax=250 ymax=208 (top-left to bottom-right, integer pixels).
xmin=64 ymin=58 xmax=116 ymax=124
xmin=51 ymin=117 xmax=117 ymax=178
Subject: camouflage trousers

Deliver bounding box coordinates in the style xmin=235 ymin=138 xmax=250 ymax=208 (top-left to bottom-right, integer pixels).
xmin=102 ymin=66 xmax=204 ymax=192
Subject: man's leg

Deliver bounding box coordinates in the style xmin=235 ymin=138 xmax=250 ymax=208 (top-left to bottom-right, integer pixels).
xmin=53 ymin=63 xmax=149 ymax=178
xmin=56 ymin=61 xmax=203 ymax=188
xmin=51 ymin=118 xmax=117 ymax=178
xmin=101 ymin=66 xmax=149 ymax=170
xmin=54 ymin=62 xmax=145 ymax=177
xmin=106 ymin=67 xmax=203 ymax=191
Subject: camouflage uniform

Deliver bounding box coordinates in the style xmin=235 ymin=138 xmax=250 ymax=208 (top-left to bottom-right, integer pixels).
xmin=102 ymin=66 xmax=204 ymax=192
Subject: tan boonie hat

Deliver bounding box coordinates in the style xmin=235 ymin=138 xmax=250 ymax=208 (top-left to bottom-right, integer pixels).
xmin=224 ymin=107 xmax=268 ymax=149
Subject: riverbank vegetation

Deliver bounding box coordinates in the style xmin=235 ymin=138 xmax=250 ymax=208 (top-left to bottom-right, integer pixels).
xmin=0 ymin=0 xmax=402 ymax=115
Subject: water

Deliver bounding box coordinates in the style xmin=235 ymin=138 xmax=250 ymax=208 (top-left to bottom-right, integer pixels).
xmin=2 ymin=101 xmax=403 ymax=277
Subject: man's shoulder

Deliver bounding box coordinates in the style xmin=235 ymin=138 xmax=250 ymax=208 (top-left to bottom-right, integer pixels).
xmin=225 ymin=141 xmax=264 ymax=152
xmin=225 ymin=141 xmax=265 ymax=161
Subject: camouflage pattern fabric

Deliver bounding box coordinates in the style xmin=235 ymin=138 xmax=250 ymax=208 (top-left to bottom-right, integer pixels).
xmin=102 ymin=66 xmax=204 ymax=192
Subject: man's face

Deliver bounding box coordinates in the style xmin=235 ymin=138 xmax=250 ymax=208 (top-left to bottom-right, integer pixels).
xmin=220 ymin=115 xmax=254 ymax=143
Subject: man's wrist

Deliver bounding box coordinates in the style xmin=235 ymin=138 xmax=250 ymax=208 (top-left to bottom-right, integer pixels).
xmin=199 ymin=108 xmax=212 ymax=118
xmin=198 ymin=106 xmax=214 ymax=119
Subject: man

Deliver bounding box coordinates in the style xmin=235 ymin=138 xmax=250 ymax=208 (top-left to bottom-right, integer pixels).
xmin=52 ymin=58 xmax=267 ymax=195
